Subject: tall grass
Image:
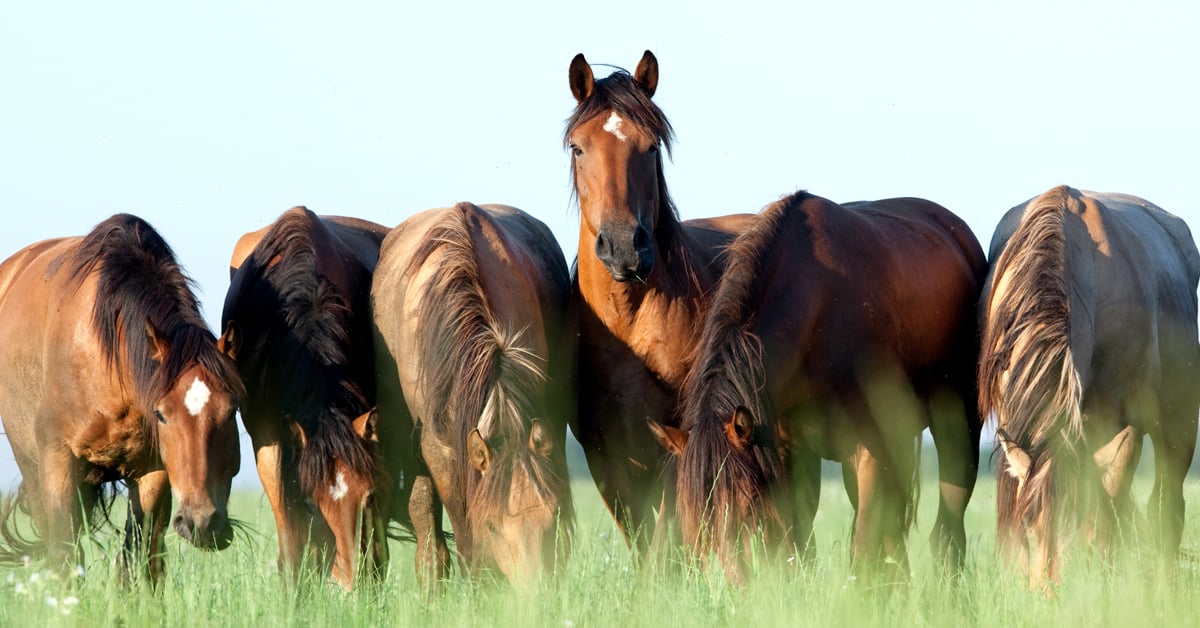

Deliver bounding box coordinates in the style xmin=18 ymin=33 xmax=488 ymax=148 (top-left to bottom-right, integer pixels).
xmin=2 ymin=465 xmax=1198 ymax=627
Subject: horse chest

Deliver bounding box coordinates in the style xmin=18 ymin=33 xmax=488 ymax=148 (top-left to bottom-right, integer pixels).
xmin=69 ymin=412 xmax=155 ymax=478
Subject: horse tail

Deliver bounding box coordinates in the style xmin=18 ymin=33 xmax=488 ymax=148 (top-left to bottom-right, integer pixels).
xmin=978 ymin=185 xmax=1084 ymax=553
xmin=0 ymin=483 xmax=44 ymax=564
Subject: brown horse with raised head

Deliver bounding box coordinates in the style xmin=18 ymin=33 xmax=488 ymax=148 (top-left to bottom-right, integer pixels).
xmin=566 ymin=50 xmax=755 ymax=549
xmin=979 ymin=186 xmax=1200 ymax=588
xmin=653 ymin=191 xmax=986 ymax=584
xmin=0 ymin=213 xmax=244 ymax=583
xmin=372 ymin=203 xmax=574 ymax=588
xmin=222 ymin=207 xmax=390 ymax=589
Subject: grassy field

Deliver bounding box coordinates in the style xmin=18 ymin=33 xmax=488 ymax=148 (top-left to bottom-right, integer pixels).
xmin=2 ymin=462 xmax=1199 ymax=627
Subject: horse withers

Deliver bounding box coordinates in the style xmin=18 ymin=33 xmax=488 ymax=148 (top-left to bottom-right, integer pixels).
xmin=372 ymin=203 xmax=575 ymax=588
xmin=222 ymin=207 xmax=390 ymax=589
xmin=0 ymin=214 xmax=243 ymax=583
xmin=653 ymin=191 xmax=987 ymax=584
xmin=566 ymin=50 xmax=755 ymax=551
xmin=980 ymin=186 xmax=1200 ymax=588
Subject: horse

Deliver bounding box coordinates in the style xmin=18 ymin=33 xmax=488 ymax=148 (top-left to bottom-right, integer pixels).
xmin=0 ymin=213 xmax=244 ymax=583
xmin=221 ymin=207 xmax=391 ymax=590
xmin=651 ymin=191 xmax=987 ymax=584
xmin=566 ymin=50 xmax=756 ymax=550
xmin=979 ymin=186 xmax=1200 ymax=588
xmin=371 ymin=202 xmax=575 ymax=587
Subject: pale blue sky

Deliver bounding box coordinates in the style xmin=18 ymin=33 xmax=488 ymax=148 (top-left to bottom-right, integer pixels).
xmin=2 ymin=2 xmax=1197 ymax=486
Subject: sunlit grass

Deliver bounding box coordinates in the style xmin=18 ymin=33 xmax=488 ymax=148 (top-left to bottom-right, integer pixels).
xmin=1 ymin=460 xmax=1198 ymax=627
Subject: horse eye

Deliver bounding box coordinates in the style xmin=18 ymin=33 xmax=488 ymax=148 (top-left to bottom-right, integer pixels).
xmin=647 ymin=144 xmax=658 ymax=154
xmin=154 ymin=409 xmax=167 ymax=425
xmin=570 ymin=144 xmax=583 ymax=157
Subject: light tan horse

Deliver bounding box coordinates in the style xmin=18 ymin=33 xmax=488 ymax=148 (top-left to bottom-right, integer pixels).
xmin=980 ymin=186 xmax=1200 ymax=588
xmin=372 ymin=203 xmax=575 ymax=588
xmin=566 ymin=50 xmax=755 ymax=550
xmin=222 ymin=207 xmax=391 ymax=589
xmin=0 ymin=214 xmax=243 ymax=583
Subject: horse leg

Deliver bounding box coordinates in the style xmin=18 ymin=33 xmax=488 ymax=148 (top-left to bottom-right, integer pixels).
xmin=123 ymin=469 xmax=171 ymax=586
xmin=927 ymin=390 xmax=980 ymax=573
xmin=849 ymin=441 xmax=911 ymax=584
xmin=1149 ymin=417 xmax=1197 ymax=568
xmin=251 ymin=437 xmax=305 ymax=581
xmin=408 ymin=473 xmax=450 ymax=590
xmin=35 ymin=445 xmax=89 ymax=571
xmin=791 ymin=447 xmax=821 ymax=564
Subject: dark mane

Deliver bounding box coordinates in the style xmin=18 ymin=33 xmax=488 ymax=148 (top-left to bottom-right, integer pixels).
xmin=564 ymin=68 xmax=692 ymax=272
xmin=407 ymin=204 xmax=572 ymax=537
xmin=69 ymin=213 xmax=243 ymax=419
xmin=978 ymin=185 xmax=1085 ymax=552
xmin=228 ymin=208 xmax=377 ymax=495
xmin=675 ymin=194 xmax=812 ymax=540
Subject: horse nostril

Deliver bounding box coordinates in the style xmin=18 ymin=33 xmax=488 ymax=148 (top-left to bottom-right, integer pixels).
xmin=595 ymin=231 xmax=611 ymax=259
xmin=633 ymin=224 xmax=651 ymax=253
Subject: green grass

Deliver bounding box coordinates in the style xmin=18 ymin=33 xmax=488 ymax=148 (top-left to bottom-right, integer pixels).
xmin=2 ymin=468 xmax=1199 ymax=627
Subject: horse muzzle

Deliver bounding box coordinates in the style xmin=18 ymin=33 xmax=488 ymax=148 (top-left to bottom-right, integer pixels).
xmin=173 ymin=506 xmax=233 ymax=551
xmin=595 ymin=222 xmax=655 ymax=282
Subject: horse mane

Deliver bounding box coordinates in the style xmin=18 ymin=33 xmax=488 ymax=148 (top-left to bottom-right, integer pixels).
xmin=406 ymin=204 xmax=572 ymax=538
xmin=978 ymin=185 xmax=1085 ymax=551
xmin=675 ymin=193 xmax=812 ymax=540
xmin=564 ymin=68 xmax=694 ymax=278
xmin=231 ymin=208 xmax=378 ymax=496
xmin=68 ymin=214 xmax=243 ymax=419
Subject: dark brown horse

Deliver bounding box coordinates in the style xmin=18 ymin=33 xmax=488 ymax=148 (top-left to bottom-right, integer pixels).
xmin=566 ymin=50 xmax=755 ymax=549
xmin=0 ymin=214 xmax=244 ymax=583
xmin=372 ymin=203 xmax=574 ymax=588
xmin=979 ymin=186 xmax=1200 ymax=588
xmin=222 ymin=207 xmax=390 ymax=589
xmin=653 ymin=191 xmax=986 ymax=583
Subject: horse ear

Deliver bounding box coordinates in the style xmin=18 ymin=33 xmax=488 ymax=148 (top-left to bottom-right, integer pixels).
xmin=353 ymin=408 xmax=379 ymax=443
xmin=468 ymin=428 xmax=492 ymax=473
xmin=145 ymin=319 xmax=169 ymax=363
xmin=1093 ymin=425 xmax=1137 ymax=497
xmin=647 ymin=420 xmax=689 ymax=456
xmin=528 ymin=419 xmax=554 ymax=458
xmin=725 ymin=407 xmax=754 ymax=450
xmin=290 ymin=422 xmax=309 ymax=449
xmin=217 ymin=320 xmax=240 ymax=361
xmin=569 ymin=53 xmax=594 ymax=103
xmin=634 ymin=50 xmax=658 ymax=97
xmin=998 ymin=432 xmax=1031 ymax=485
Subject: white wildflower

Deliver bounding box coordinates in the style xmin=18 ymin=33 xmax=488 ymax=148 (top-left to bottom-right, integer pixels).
xmin=45 ymin=595 xmax=58 ymax=607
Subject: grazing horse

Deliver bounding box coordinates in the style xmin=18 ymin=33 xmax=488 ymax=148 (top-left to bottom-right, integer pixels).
xmin=222 ymin=207 xmax=390 ymax=589
xmin=0 ymin=214 xmax=243 ymax=583
xmin=979 ymin=186 xmax=1200 ymax=588
xmin=652 ymin=191 xmax=987 ymax=584
xmin=566 ymin=50 xmax=755 ymax=549
xmin=372 ymin=203 xmax=575 ymax=587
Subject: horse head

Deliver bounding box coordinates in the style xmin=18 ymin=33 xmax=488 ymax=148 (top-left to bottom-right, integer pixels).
xmin=653 ymin=406 xmax=790 ymax=585
xmin=151 ymin=322 xmax=242 ymax=551
xmin=566 ymin=50 xmax=672 ymax=283
xmin=466 ymin=419 xmax=569 ymax=587
xmin=295 ymin=409 xmax=389 ymax=589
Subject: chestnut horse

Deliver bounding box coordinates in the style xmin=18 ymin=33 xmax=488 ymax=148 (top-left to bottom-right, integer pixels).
xmin=979 ymin=186 xmax=1200 ymax=588
xmin=0 ymin=214 xmax=243 ymax=583
xmin=222 ymin=207 xmax=390 ymax=589
xmin=566 ymin=50 xmax=755 ymax=549
xmin=653 ymin=191 xmax=986 ymax=583
xmin=372 ymin=203 xmax=574 ymax=587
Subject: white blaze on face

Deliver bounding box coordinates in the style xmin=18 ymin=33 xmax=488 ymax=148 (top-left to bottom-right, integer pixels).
xmin=603 ymin=111 xmax=627 ymax=142
xmin=184 ymin=377 xmax=211 ymax=417
xmin=330 ymin=471 xmax=348 ymax=502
